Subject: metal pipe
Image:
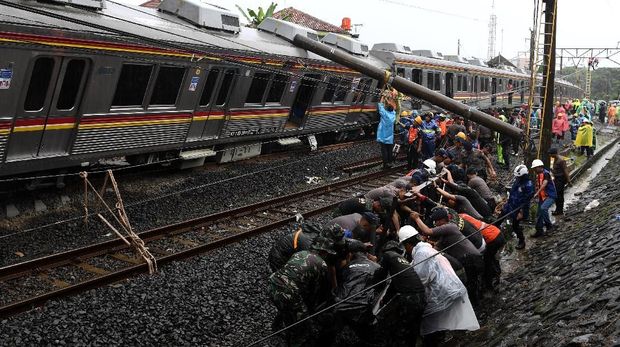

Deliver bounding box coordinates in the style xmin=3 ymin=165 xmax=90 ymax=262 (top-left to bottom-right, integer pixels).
xmin=293 ymin=34 xmax=523 ymax=139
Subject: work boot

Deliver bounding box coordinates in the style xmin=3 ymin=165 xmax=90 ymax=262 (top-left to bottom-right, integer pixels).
xmin=532 ymin=229 xmax=545 ymax=238
xmin=515 ymin=239 xmax=525 ymax=250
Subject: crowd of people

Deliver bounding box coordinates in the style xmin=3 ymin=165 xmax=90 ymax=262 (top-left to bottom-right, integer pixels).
xmin=263 ymin=95 xmax=610 ymax=346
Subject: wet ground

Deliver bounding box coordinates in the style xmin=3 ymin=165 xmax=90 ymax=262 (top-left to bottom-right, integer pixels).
xmin=461 ymin=141 xmax=620 ymax=346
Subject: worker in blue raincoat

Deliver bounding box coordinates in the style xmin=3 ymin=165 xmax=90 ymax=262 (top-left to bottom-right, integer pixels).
xmin=377 ymin=94 xmax=396 ymax=169
xmin=419 ymin=112 xmax=441 ymax=160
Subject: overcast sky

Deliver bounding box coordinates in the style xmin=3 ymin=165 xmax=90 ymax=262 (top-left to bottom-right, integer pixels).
xmin=122 ymin=0 xmax=620 ymax=67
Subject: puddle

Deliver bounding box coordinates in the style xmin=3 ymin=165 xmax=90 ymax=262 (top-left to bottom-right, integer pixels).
xmin=563 ymin=142 xmax=620 ymax=207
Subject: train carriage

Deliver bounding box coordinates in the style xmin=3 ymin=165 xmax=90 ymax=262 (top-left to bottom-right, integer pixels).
xmin=0 ymin=0 xmax=386 ymax=177
xmin=0 ymin=0 xmax=582 ymax=179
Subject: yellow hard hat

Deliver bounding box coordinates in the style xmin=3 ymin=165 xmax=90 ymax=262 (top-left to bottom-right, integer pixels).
xmin=401 ymin=110 xmax=412 ymax=117
xmin=414 ymin=116 xmax=423 ymax=124
xmin=456 ymin=132 xmax=467 ymax=140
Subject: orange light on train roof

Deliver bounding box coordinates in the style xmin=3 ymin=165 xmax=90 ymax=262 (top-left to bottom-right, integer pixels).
xmin=341 ymin=17 xmax=352 ymax=31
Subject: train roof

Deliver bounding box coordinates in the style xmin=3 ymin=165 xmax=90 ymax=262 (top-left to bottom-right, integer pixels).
xmin=0 ymin=0 xmax=366 ymax=70
xmin=371 ymin=48 xmax=580 ymax=89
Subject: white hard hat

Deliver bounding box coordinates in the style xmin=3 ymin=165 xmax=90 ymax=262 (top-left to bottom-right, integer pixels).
xmin=531 ymin=159 xmax=544 ymax=169
xmin=422 ymin=159 xmax=437 ymax=175
xmin=398 ymin=225 xmax=419 ymax=244
xmin=513 ymin=164 xmax=529 ymax=177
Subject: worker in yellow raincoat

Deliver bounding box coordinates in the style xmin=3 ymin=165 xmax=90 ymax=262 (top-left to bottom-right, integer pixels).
xmin=574 ymin=119 xmax=595 ymax=158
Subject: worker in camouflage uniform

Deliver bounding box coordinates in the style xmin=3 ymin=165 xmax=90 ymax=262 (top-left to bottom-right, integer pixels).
xmin=267 ymin=236 xmax=336 ymax=346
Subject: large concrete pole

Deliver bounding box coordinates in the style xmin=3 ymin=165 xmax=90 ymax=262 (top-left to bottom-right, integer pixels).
xmin=293 ymin=34 xmax=523 ymax=139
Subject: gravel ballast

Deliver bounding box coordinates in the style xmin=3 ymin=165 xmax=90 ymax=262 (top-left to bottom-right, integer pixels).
xmin=0 ymin=141 xmax=379 ymax=266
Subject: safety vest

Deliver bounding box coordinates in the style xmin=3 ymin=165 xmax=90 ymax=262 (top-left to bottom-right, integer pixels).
xmin=459 ymin=213 xmax=500 ymax=243
xmin=536 ymin=169 xmax=557 ymax=201
xmin=408 ymin=127 xmax=418 ymax=144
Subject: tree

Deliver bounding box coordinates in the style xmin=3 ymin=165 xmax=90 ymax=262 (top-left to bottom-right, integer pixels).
xmin=236 ymin=2 xmax=288 ymax=27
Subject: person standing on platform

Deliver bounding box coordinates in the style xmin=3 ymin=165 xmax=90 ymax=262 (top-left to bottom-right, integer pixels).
xmin=549 ymin=147 xmax=571 ymax=216
xmin=377 ymin=94 xmax=396 ymax=169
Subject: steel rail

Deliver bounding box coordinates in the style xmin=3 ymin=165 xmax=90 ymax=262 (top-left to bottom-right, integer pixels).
xmin=0 ymin=164 xmax=405 ymax=318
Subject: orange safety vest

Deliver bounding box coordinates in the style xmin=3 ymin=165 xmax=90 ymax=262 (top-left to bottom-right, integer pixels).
xmin=439 ymin=121 xmax=448 ymax=136
xmin=459 ymin=213 xmax=500 ymax=243
xmin=408 ymin=127 xmax=418 ymax=144
xmin=536 ymin=172 xmax=548 ymax=201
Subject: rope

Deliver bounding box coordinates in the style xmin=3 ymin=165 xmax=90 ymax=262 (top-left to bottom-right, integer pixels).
xmin=80 ymin=170 xmax=157 ymax=274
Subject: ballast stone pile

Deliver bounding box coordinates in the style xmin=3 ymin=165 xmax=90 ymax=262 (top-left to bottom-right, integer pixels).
xmin=0 ymin=234 xmax=281 ymax=346
xmin=463 ymin=150 xmax=620 ymax=346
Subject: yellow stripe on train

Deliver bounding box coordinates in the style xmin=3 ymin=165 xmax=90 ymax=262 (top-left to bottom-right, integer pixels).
xmin=79 ymin=118 xmax=191 ymax=130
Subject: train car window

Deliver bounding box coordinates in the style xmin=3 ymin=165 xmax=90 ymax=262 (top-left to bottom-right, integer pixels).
xmin=150 ymin=66 xmax=185 ymax=106
xmin=426 ymin=72 xmax=434 ymax=90
xmin=457 ymin=75 xmax=462 ymax=91
xmin=355 ymin=78 xmax=371 ymax=104
xmin=199 ymin=69 xmax=219 ymax=106
xmin=322 ymin=77 xmax=339 ymax=103
xmin=56 ymin=59 xmax=86 ymax=110
xmin=361 ymin=78 xmax=373 ymax=103
xmin=266 ymin=73 xmax=289 ymax=103
xmin=396 ymin=67 xmax=405 ymax=78
xmin=246 ymin=72 xmax=271 ymax=104
xmin=24 ymin=57 xmax=55 ymax=111
xmin=474 ymin=76 xmax=479 ymax=93
xmin=216 ymin=69 xmax=236 ymax=106
xmin=411 ymin=69 xmax=422 ymax=84
xmin=434 ymin=73 xmax=441 ymax=91
xmin=370 ymin=80 xmax=380 ymax=102
xmin=334 ymin=79 xmax=351 ymax=103
xmin=112 ymin=64 xmax=153 ymax=107
xmin=462 ymin=76 xmax=468 ymax=92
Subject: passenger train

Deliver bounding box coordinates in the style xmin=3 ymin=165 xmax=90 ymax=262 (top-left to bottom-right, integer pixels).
xmin=0 ymin=0 xmax=583 ymax=178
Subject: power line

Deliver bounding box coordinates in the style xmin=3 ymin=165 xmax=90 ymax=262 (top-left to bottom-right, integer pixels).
xmin=377 ymin=0 xmax=482 ymax=22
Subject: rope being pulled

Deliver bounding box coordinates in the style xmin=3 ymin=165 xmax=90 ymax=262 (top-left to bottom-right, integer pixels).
xmin=81 ymin=170 xmax=157 ymax=274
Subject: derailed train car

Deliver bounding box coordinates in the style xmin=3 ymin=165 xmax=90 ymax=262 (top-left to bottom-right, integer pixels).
xmin=0 ymin=0 xmax=582 ymax=178
xmin=0 ymin=0 xmax=386 ymax=177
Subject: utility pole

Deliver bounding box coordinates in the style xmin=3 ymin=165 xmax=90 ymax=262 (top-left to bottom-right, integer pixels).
xmin=457 ymin=39 xmax=461 ymax=55
xmin=539 ymin=0 xmax=556 ymax=167
xmin=528 ymin=28 xmax=535 ymax=72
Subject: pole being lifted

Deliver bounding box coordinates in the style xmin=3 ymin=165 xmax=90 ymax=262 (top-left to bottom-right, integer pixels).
xmin=292 ymin=34 xmax=523 ymax=139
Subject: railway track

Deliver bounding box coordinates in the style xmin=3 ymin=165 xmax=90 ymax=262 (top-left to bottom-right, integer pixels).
xmin=0 ymin=164 xmax=405 ymax=318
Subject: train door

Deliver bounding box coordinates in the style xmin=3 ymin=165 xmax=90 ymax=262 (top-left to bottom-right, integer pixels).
xmin=491 ymin=78 xmax=497 ymax=106
xmin=286 ymin=73 xmax=320 ymax=129
xmin=188 ymin=67 xmax=237 ymax=140
xmin=6 ymin=56 xmax=89 ymax=160
xmin=445 ymin=73 xmax=454 ymax=98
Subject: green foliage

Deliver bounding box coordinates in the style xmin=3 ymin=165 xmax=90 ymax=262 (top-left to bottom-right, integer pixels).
xmin=236 ymin=2 xmax=288 ymax=27
xmin=559 ymin=67 xmax=620 ymax=101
